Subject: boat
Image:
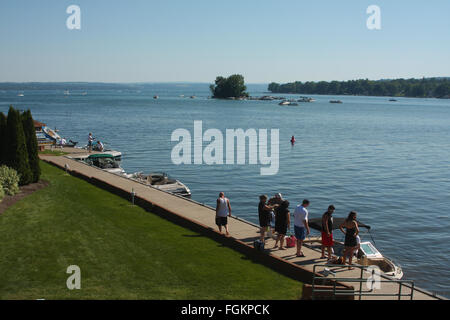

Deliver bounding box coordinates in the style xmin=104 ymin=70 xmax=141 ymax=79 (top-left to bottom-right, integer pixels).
xmin=298 ymin=96 xmax=315 ymax=102
xmin=329 ymin=100 xmax=343 ymax=104
xmin=153 ymin=95 xmax=159 ymax=99
xmin=77 ymin=152 xmax=125 ymax=175
xmin=72 ymin=151 xmax=191 ymax=197
xmin=389 ymin=98 xmax=397 ymax=102
xmin=306 ymin=217 xmax=403 ymax=279
xmin=17 ymin=93 xmax=24 ymax=97
xmin=279 ymin=100 xmax=290 ymax=106
xmin=127 ymin=172 xmax=191 ymax=197
xmin=190 ymin=95 xmax=196 ymax=99
xmin=42 ymin=126 xmax=62 ymax=141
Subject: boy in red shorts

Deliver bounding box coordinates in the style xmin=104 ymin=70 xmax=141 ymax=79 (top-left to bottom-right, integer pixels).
xmin=321 ymin=205 xmax=335 ymax=260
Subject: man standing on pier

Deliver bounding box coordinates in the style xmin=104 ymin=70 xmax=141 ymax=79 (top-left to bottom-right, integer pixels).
xmin=321 ymin=205 xmax=335 ymax=260
xmin=293 ymin=199 xmax=310 ymax=257
xmin=216 ymin=192 xmax=232 ymax=236
xmin=88 ymin=132 xmax=94 ymax=153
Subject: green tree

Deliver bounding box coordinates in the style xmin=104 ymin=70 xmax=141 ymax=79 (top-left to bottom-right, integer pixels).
xmin=6 ymin=106 xmax=32 ymax=185
xmin=0 ymin=112 xmax=7 ymax=165
xmin=22 ymin=110 xmax=41 ymax=183
xmin=210 ymin=74 xmax=248 ymax=99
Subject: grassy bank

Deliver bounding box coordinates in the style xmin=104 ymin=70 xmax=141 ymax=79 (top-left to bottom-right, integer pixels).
xmin=0 ymin=161 xmax=302 ymax=299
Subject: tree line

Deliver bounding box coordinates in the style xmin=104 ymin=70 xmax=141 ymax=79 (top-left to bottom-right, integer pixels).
xmin=0 ymin=106 xmax=40 ymax=186
xmin=268 ymin=78 xmax=450 ymax=98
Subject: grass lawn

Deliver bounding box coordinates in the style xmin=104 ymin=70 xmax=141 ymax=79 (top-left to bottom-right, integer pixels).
xmin=0 ymin=161 xmax=302 ymax=299
xmin=38 ymin=149 xmax=69 ymax=156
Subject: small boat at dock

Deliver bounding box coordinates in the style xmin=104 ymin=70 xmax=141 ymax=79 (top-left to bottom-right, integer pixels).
xmin=73 ymin=152 xmax=191 ymax=197
xmin=126 ymin=172 xmax=191 ymax=197
xmin=306 ymin=217 xmax=403 ymax=279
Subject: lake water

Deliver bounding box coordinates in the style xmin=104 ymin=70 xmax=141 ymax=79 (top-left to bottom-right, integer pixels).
xmin=1 ymin=83 xmax=449 ymax=297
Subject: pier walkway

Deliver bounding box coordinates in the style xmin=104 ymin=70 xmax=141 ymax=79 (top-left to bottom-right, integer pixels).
xmin=40 ymin=148 xmax=442 ymax=300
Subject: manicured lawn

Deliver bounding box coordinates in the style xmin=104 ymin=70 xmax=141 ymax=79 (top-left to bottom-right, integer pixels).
xmin=0 ymin=161 xmax=302 ymax=299
xmin=38 ymin=149 xmax=69 ymax=156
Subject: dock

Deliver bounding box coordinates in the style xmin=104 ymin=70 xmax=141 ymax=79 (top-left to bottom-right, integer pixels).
xmin=40 ymin=147 xmax=443 ymax=300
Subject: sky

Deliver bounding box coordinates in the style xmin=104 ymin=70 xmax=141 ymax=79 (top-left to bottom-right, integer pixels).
xmin=0 ymin=0 xmax=449 ymax=83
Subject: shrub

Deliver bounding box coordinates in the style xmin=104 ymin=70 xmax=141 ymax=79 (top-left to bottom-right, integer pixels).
xmin=6 ymin=106 xmax=32 ymax=185
xmin=0 ymin=112 xmax=7 ymax=165
xmin=0 ymin=184 xmax=4 ymax=202
xmin=0 ymin=165 xmax=20 ymax=196
xmin=22 ymin=110 xmax=41 ymax=183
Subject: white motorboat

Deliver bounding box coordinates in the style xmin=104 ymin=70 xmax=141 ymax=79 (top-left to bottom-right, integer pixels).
xmin=77 ymin=152 xmax=125 ymax=175
xmin=307 ymin=217 xmax=404 ymax=279
xmin=127 ymin=172 xmax=191 ymax=197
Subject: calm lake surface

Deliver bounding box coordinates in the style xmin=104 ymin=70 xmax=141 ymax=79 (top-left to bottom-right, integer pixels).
xmin=1 ymin=83 xmax=449 ymax=297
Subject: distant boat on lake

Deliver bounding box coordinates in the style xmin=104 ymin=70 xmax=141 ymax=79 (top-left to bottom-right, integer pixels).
xmin=330 ymin=100 xmax=343 ymax=104
xmin=389 ymin=98 xmax=397 ymax=102
xmin=17 ymin=93 xmax=24 ymax=97
xmin=298 ymin=96 xmax=315 ymax=102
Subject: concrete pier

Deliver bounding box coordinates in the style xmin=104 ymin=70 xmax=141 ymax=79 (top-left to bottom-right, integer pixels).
xmin=40 ymin=148 xmax=443 ymax=300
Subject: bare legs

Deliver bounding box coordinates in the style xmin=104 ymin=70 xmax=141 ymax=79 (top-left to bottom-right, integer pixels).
xmin=343 ymin=246 xmax=356 ymax=269
xmin=296 ymin=239 xmax=304 ymax=256
xmin=321 ymin=246 xmax=332 ymax=259
xmin=274 ymin=234 xmax=286 ymax=250
xmin=218 ymin=225 xmax=230 ymax=236
xmin=260 ymin=227 xmax=266 ymax=242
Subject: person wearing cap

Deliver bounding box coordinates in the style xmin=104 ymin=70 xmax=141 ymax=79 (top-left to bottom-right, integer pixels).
xmin=268 ymin=193 xmax=283 ymax=207
xmin=321 ymin=205 xmax=335 ymax=260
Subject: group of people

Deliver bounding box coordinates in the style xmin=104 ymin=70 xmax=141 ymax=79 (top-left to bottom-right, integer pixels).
xmin=215 ymin=192 xmax=361 ymax=268
xmin=87 ymin=132 xmax=104 ymax=153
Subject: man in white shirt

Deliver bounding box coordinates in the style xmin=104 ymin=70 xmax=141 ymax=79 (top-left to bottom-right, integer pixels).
xmin=215 ymin=192 xmax=232 ymax=236
xmin=293 ymin=199 xmax=310 ymax=257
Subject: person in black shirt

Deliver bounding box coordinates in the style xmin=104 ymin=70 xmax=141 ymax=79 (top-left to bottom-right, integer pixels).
xmin=258 ymin=195 xmax=274 ymax=242
xmin=274 ymin=200 xmax=291 ymax=250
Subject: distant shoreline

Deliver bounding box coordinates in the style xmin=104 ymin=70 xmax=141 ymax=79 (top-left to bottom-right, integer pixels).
xmin=268 ymin=77 xmax=450 ymax=99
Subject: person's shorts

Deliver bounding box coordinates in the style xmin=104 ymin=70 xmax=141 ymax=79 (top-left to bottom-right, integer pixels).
xmin=321 ymin=232 xmax=334 ymax=247
xmin=259 ymin=214 xmax=270 ymax=228
xmin=294 ymin=226 xmax=307 ymax=241
xmin=216 ymin=216 xmax=228 ymax=226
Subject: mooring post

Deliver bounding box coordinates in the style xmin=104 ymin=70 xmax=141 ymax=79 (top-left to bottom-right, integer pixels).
xmin=131 ymin=188 xmax=136 ymax=205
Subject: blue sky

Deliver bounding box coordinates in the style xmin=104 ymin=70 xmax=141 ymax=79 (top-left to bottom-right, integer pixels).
xmin=0 ymin=0 xmax=449 ymax=83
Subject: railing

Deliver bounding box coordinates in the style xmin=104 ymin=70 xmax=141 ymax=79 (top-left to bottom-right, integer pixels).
xmin=311 ymin=264 xmax=415 ymax=300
